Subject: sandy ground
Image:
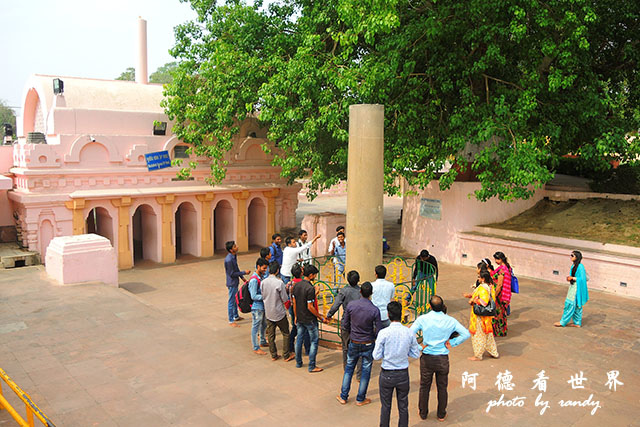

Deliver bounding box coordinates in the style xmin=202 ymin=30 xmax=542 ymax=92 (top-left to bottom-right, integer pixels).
xmin=486 ymin=198 xmax=640 ymax=248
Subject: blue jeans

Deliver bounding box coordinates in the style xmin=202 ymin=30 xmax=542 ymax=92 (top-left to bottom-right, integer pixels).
xmin=340 ymin=342 xmax=374 ymax=402
xmin=251 ymin=309 xmax=267 ymax=350
xmin=295 ymin=321 xmax=319 ymax=371
xmin=227 ymin=286 xmax=239 ymax=322
xmin=288 ymin=305 xmax=310 ymax=354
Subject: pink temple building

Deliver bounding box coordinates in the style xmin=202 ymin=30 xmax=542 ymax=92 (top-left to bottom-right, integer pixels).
xmin=0 ymin=21 xmax=299 ymax=269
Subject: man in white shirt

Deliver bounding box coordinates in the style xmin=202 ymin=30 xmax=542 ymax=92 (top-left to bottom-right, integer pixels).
xmin=373 ymin=301 xmax=422 ymax=427
xmin=297 ymin=230 xmax=312 ymax=266
xmin=371 ymin=265 xmax=396 ymax=328
xmin=281 ymin=234 xmax=321 ymax=284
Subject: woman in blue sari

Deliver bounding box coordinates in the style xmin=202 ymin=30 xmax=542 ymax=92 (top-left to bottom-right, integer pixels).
xmin=554 ymin=250 xmax=589 ymax=328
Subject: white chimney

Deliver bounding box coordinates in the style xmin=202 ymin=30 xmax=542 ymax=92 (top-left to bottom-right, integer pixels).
xmin=136 ymin=17 xmax=148 ymax=84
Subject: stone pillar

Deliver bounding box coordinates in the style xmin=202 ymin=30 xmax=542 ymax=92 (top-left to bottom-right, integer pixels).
xmin=156 ymin=195 xmax=176 ymax=264
xmin=346 ymin=104 xmax=384 ymax=281
xmin=263 ymin=188 xmax=280 ymax=244
xmin=64 ymin=198 xmax=86 ymax=235
xmin=111 ymin=197 xmax=133 ymax=269
xmin=196 ymin=193 xmax=214 ymax=257
xmin=232 ymin=191 xmax=249 ymax=253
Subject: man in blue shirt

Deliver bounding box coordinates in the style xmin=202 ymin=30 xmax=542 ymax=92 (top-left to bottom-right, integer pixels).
xmin=410 ymin=295 xmax=470 ymax=421
xmin=249 ymin=258 xmax=270 ymax=355
xmin=373 ymin=301 xmax=422 ymax=427
xmin=336 ymin=282 xmax=382 ymax=406
xmin=224 ymin=241 xmax=250 ymax=327
xmin=269 ymin=233 xmax=283 ymax=266
xmin=333 ymin=232 xmax=346 ymax=281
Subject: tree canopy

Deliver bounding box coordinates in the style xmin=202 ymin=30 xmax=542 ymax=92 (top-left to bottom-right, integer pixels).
xmin=115 ymin=62 xmax=178 ymax=84
xmin=162 ymin=0 xmax=640 ymax=200
xmin=0 ymin=99 xmax=16 ymax=137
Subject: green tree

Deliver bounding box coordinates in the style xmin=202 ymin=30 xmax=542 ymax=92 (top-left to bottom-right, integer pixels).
xmin=115 ymin=67 xmax=135 ymax=81
xmin=0 ymin=99 xmax=16 ymax=137
xmin=162 ymin=0 xmax=640 ymax=200
xmin=150 ymin=62 xmax=178 ymax=84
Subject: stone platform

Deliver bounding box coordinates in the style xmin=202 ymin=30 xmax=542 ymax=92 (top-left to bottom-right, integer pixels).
xmin=0 ymin=242 xmax=39 ymax=269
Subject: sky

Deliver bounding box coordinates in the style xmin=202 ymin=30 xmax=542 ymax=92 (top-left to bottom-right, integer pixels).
xmin=1 ymin=0 xmax=197 ymax=113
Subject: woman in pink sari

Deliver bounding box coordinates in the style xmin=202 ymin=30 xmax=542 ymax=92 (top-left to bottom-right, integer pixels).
xmin=491 ymin=252 xmax=511 ymax=337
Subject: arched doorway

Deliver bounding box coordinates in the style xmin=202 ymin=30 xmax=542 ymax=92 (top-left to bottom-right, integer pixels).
xmin=175 ymin=202 xmax=198 ymax=257
xmin=213 ymin=200 xmax=234 ymax=252
xmin=85 ymin=207 xmax=114 ymax=247
xmin=39 ymin=220 xmax=54 ymax=262
xmin=247 ymin=197 xmax=267 ymax=248
xmin=132 ymin=204 xmax=159 ymax=264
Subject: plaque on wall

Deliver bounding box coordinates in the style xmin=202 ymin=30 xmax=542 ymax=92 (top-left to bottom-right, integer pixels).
xmin=145 ymin=150 xmax=171 ymax=171
xmin=420 ymin=198 xmax=441 ymax=220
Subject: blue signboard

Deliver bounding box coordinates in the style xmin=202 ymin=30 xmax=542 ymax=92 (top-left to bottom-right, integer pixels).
xmin=145 ymin=150 xmax=171 ymax=171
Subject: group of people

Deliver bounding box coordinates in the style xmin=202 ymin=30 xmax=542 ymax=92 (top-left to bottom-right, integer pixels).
xmin=224 ymin=238 xmax=590 ymax=426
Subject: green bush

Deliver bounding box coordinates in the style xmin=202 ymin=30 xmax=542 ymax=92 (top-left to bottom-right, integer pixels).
xmin=590 ymin=163 xmax=640 ymax=194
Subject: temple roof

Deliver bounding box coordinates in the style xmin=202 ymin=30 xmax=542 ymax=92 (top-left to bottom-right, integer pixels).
xmin=25 ymin=74 xmax=165 ymax=113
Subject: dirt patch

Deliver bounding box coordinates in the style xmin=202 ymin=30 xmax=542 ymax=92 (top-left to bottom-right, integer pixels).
xmin=485 ymin=198 xmax=640 ymax=247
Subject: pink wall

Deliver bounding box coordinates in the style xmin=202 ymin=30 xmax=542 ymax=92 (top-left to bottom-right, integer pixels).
xmin=401 ymin=181 xmax=544 ymax=263
xmin=213 ymin=199 xmax=235 ymax=251
xmin=0 ymin=146 xmax=13 ymax=173
xmin=0 ymin=190 xmax=13 ymax=227
xmin=458 ymin=229 xmax=640 ymax=299
xmin=301 ymin=212 xmax=346 ymax=257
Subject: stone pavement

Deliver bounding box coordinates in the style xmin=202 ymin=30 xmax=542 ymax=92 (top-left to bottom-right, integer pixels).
xmin=0 ymin=254 xmax=639 ymax=426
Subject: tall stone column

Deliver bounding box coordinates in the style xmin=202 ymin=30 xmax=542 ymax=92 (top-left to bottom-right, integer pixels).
xmin=196 ymin=193 xmax=214 ymax=257
xmin=111 ymin=197 xmax=133 ymax=269
xmin=346 ymin=104 xmax=384 ymax=281
xmin=156 ymin=195 xmax=176 ymax=264
xmin=64 ymin=198 xmax=86 ymax=235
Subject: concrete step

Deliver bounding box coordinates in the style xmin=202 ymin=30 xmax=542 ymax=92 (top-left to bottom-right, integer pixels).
xmin=0 ymin=243 xmax=40 ymax=269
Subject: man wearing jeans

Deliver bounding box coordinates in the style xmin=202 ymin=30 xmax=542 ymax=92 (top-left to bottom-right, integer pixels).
xmin=373 ymin=301 xmax=422 ymax=427
xmin=261 ymin=262 xmax=294 ymax=362
xmin=248 ymin=258 xmax=270 ymax=355
xmin=291 ymin=265 xmax=327 ymax=373
xmin=336 ymin=282 xmax=382 ymax=406
xmin=223 ymin=241 xmax=250 ymax=328
xmin=410 ymin=295 xmax=470 ymax=421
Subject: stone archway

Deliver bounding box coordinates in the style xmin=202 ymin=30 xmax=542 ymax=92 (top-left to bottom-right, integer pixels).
xmin=213 ymin=199 xmax=234 ymax=251
xmin=175 ymin=202 xmax=198 ymax=257
xmin=132 ymin=204 xmax=159 ymax=264
xmin=86 ymin=207 xmax=114 ymax=247
xmin=247 ymin=198 xmax=267 ymax=248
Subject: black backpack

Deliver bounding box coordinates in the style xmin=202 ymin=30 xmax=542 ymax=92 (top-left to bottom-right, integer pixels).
xmin=237 ymin=274 xmax=261 ymax=313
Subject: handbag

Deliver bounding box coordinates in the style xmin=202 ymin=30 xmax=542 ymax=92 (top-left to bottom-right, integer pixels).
xmin=511 ymin=274 xmax=520 ymax=294
xmin=473 ymin=285 xmax=497 ymax=316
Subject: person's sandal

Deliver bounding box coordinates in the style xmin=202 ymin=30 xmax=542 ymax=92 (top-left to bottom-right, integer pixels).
xmin=356 ymin=398 xmax=371 ymax=406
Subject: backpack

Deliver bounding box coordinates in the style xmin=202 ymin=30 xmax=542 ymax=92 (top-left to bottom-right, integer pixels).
xmin=237 ymin=274 xmax=261 ymax=313
xmin=511 ymin=269 xmax=519 ymax=294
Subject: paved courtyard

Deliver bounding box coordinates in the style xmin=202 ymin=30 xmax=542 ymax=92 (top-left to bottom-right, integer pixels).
xmin=0 ymin=195 xmax=638 ymax=426
xmin=0 ymin=252 xmax=638 ymax=426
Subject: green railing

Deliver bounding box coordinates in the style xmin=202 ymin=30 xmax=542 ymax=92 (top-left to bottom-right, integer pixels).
xmin=311 ymin=256 xmax=437 ymax=345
